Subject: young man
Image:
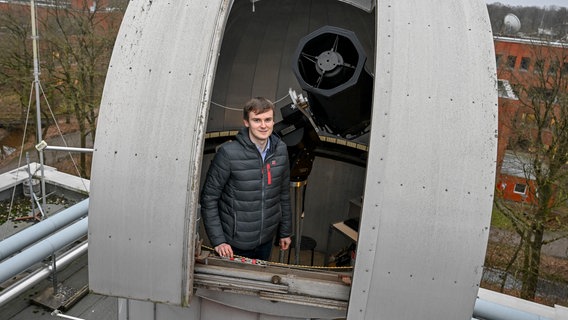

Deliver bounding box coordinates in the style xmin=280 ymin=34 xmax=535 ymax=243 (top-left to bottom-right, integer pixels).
xmin=200 ymin=97 xmax=292 ymax=260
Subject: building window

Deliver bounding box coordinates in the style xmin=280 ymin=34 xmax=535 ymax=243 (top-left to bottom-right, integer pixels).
xmin=496 ymin=54 xmax=503 ymax=67
xmin=521 ymin=112 xmax=536 ymax=126
xmin=529 ymin=87 xmax=556 ymax=104
xmin=548 ymin=60 xmax=559 ymax=75
xmin=534 ymin=59 xmax=545 ymax=74
xmin=520 ymin=57 xmax=531 ymax=71
xmin=507 ymin=55 xmax=517 ymax=69
xmin=514 ymin=183 xmax=527 ymax=194
xmin=562 ymin=61 xmax=568 ymax=77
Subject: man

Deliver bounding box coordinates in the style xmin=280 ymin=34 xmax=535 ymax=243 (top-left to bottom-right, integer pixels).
xmin=200 ymin=97 xmax=292 ymax=260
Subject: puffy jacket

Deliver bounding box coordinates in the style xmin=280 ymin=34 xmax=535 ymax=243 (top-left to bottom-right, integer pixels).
xmin=200 ymin=128 xmax=292 ymax=250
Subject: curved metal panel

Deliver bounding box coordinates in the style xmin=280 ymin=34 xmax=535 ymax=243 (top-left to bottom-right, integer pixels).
xmin=349 ymin=0 xmax=497 ymax=319
xmin=88 ymin=0 xmax=231 ymax=305
xmin=339 ymin=0 xmax=375 ymax=13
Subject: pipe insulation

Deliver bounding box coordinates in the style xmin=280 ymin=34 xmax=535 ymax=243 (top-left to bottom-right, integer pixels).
xmin=0 ymin=241 xmax=87 ymax=307
xmin=473 ymin=298 xmax=553 ymax=320
xmin=0 ymin=217 xmax=88 ymax=285
xmin=0 ymin=199 xmax=89 ymax=261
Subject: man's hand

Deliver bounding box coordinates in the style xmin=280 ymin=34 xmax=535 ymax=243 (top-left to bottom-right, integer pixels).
xmin=279 ymin=237 xmax=292 ymax=251
xmin=215 ymin=243 xmax=233 ymax=258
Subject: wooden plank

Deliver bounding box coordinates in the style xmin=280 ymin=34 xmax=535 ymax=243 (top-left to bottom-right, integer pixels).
xmin=332 ymin=221 xmax=358 ymax=242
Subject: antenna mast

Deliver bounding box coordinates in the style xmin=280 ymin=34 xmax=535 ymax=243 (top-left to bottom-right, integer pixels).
xmin=30 ymin=0 xmax=47 ymax=213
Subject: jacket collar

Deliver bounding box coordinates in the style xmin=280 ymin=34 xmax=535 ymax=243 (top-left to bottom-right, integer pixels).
xmin=237 ymin=127 xmax=279 ymax=154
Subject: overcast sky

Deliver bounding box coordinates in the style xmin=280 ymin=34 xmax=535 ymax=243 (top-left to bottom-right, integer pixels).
xmin=487 ymin=0 xmax=567 ymax=8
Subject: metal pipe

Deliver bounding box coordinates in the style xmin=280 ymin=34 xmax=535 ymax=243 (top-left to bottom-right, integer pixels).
xmin=25 ymin=153 xmax=37 ymax=218
xmin=0 ymin=241 xmax=87 ymax=307
xmin=294 ymin=185 xmax=302 ymax=264
xmin=291 ymin=180 xmax=306 ymax=264
xmin=0 ymin=217 xmax=88 ymax=284
xmin=473 ymin=297 xmax=553 ymax=320
xmin=0 ymin=199 xmax=89 ymax=261
xmin=30 ymin=0 xmax=47 ymax=211
xmin=44 ymin=146 xmax=94 ymax=153
xmin=51 ymin=310 xmax=86 ymax=320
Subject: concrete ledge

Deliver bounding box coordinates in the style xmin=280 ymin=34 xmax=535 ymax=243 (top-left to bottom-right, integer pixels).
xmin=0 ymin=163 xmax=89 ymax=195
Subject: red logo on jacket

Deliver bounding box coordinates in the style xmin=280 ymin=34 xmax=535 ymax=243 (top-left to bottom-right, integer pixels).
xmin=266 ymin=163 xmax=272 ymax=185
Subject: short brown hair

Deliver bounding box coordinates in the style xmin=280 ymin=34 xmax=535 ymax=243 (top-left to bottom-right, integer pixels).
xmin=243 ymin=97 xmax=274 ymax=120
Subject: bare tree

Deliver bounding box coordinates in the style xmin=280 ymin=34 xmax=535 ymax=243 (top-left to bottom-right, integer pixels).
xmin=495 ymin=39 xmax=568 ymax=300
xmin=0 ymin=1 xmax=125 ymax=176
xmin=38 ymin=1 xmax=123 ymax=177
xmin=0 ymin=5 xmax=34 ymax=126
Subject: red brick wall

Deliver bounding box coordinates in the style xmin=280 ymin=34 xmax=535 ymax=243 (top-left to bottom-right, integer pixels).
xmin=494 ymin=38 xmax=566 ymax=203
xmin=496 ymin=174 xmax=535 ymax=203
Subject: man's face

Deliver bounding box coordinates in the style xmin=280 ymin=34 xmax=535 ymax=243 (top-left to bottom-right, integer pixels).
xmin=244 ymin=109 xmax=274 ymax=144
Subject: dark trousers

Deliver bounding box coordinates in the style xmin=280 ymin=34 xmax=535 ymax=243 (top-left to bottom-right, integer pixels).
xmin=232 ymin=241 xmax=273 ymax=260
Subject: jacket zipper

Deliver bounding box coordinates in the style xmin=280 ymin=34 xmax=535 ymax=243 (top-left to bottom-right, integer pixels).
xmin=259 ymin=149 xmax=274 ymax=246
xmin=260 ymin=158 xmax=265 ymax=246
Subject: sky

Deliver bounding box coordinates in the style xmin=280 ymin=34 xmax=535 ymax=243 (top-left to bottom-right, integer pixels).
xmin=486 ymin=0 xmax=568 ymax=8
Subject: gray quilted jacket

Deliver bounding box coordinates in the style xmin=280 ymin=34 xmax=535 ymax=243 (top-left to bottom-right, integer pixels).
xmin=200 ymin=128 xmax=292 ymax=250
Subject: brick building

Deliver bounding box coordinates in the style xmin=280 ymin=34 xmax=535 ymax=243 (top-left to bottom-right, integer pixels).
xmin=494 ymin=36 xmax=567 ymax=203
xmin=1 ymin=0 xmax=99 ymax=8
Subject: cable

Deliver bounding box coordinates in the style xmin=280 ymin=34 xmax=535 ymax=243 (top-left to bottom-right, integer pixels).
xmin=210 ymin=93 xmax=292 ymax=112
xmin=39 ymin=83 xmax=88 ymax=193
